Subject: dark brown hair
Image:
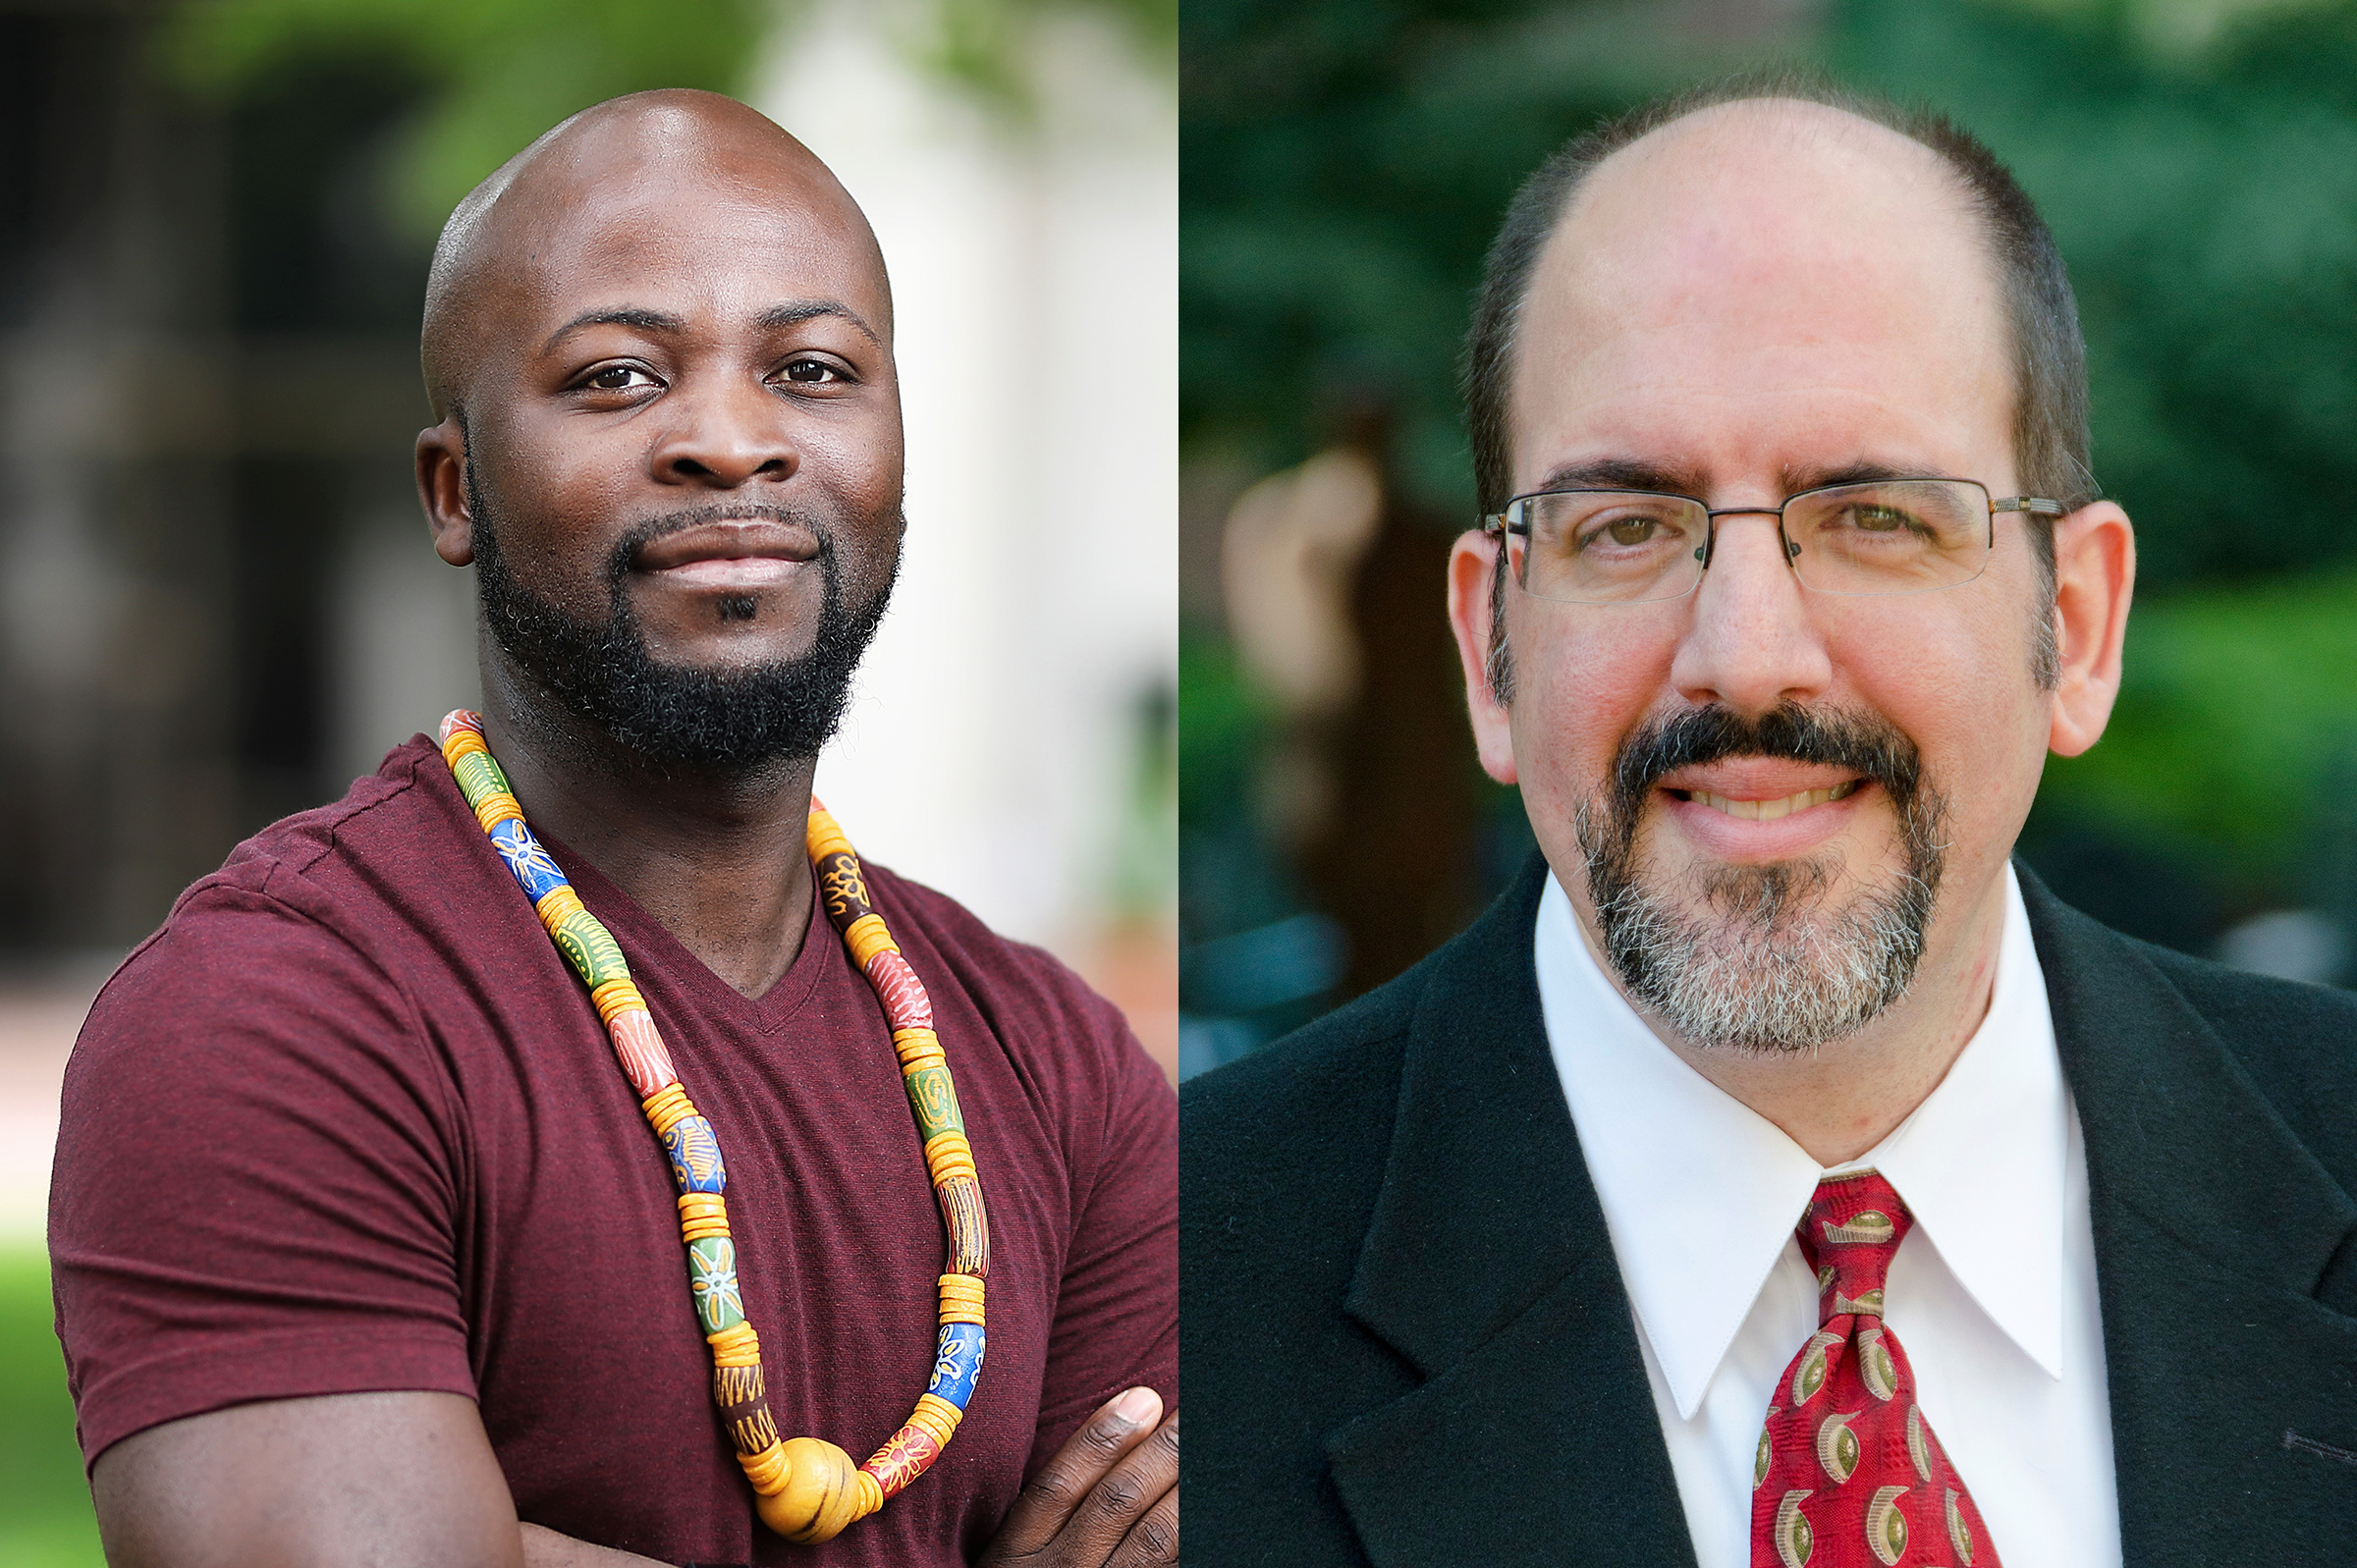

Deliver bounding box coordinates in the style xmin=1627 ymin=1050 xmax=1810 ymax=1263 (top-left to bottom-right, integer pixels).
xmin=1465 ymin=72 xmax=2093 ymax=697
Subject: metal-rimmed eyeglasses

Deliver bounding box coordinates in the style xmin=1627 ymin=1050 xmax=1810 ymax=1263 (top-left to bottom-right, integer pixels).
xmin=1482 ymin=477 xmax=2065 ymax=605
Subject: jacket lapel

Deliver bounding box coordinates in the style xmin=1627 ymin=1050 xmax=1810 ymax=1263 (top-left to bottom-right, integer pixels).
xmin=2024 ymin=870 xmax=2357 ymax=1563
xmin=1325 ymin=862 xmax=1696 ymax=1568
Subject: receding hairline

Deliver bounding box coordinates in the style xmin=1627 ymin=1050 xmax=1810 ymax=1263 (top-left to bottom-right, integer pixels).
xmin=1511 ymin=93 xmax=2007 ymax=438
xmin=418 ymin=90 xmax=885 ymax=422
xmin=1463 ymin=74 xmax=2094 ymax=520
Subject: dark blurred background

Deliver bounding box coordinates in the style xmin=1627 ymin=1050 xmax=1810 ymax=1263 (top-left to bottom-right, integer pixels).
xmin=1178 ymin=0 xmax=2357 ymax=1077
xmin=0 ymin=1 xmax=1172 ymax=1558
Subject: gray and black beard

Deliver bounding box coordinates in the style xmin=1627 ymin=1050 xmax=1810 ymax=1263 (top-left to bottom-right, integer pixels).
xmin=1578 ymin=702 xmax=1949 ymax=1054
xmin=468 ymin=467 xmax=898 ymax=775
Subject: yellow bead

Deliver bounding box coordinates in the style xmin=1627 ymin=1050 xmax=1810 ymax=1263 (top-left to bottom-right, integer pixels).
xmin=589 ymin=977 xmax=645 ymax=1025
xmin=707 ymin=1320 xmax=762 ymax=1368
xmin=905 ymin=1391 xmax=962 ymax=1449
xmin=923 ymin=1130 xmax=977 ymax=1185
xmin=893 ymin=1028 xmax=946 ymax=1071
xmin=937 ymin=1271 xmax=986 ymax=1325
xmin=534 ymin=885 xmax=585 ymax=927
xmin=642 ymin=1084 xmax=696 ymax=1135
xmin=679 ymin=1192 xmax=731 ymax=1242
xmin=844 ymin=913 xmax=898 ymax=969
xmin=804 ymin=801 xmax=853 ymax=861
xmin=738 ymin=1437 xmax=790 ymax=1493
xmin=753 ymin=1436 xmax=872 ymax=1543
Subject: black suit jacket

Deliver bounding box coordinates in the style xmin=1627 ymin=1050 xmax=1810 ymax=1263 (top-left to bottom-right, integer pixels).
xmin=1180 ymin=859 xmax=2357 ymax=1566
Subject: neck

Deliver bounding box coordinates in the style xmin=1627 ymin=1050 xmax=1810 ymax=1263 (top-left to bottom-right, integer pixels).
xmin=1572 ymin=865 xmax=2011 ymax=1166
xmin=477 ymin=643 xmax=818 ymax=1000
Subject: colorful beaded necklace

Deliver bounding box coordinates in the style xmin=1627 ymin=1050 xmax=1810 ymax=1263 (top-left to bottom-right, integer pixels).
xmin=436 ymin=711 xmax=989 ymax=1544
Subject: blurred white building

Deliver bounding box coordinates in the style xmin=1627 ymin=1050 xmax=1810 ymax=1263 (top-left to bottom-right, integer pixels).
xmin=772 ymin=5 xmax=1177 ymax=956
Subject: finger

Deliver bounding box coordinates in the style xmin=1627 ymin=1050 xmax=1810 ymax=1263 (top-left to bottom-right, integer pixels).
xmin=1108 ymin=1485 xmax=1179 ymax=1567
xmin=1103 ymin=1418 xmax=1178 ymax=1567
xmin=991 ymin=1387 xmax=1163 ymax=1559
xmin=1048 ymin=1410 xmax=1178 ymax=1567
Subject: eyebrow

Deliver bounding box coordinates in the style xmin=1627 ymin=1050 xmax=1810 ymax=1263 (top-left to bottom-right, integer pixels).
xmin=540 ymin=299 xmax=884 ymax=354
xmin=1527 ymin=456 xmax=1930 ymax=501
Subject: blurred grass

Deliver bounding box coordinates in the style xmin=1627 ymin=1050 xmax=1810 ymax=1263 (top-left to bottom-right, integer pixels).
xmin=0 ymin=1246 xmax=102 ymax=1568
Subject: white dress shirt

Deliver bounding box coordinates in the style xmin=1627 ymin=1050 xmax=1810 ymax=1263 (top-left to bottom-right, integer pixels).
xmin=1534 ymin=863 xmax=2122 ymax=1568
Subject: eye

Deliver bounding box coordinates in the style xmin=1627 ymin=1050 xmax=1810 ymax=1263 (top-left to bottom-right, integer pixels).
xmin=1849 ymin=505 xmax=1913 ymax=533
xmin=579 ymin=363 xmax=657 ymax=393
xmin=777 ymin=358 xmax=847 ymax=385
xmin=1604 ymin=516 xmax=1657 ymax=547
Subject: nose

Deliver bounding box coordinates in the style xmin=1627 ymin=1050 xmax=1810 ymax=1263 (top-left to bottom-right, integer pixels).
xmin=647 ymin=376 xmax=798 ymax=488
xmin=1668 ymin=510 xmax=1834 ymax=717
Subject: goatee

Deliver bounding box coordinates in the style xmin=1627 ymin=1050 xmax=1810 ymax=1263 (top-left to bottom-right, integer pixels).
xmin=468 ymin=473 xmax=898 ymax=775
xmin=1579 ymin=702 xmax=1948 ymax=1054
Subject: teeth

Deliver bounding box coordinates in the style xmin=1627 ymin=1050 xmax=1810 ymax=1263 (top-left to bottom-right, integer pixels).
xmin=1692 ymin=781 xmax=1859 ymax=819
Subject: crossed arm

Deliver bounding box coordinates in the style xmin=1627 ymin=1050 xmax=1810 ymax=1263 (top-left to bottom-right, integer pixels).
xmin=91 ymin=1386 xmax=1177 ymax=1568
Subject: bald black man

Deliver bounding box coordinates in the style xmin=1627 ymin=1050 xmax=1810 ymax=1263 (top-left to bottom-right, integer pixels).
xmin=50 ymin=92 xmax=1177 ymax=1568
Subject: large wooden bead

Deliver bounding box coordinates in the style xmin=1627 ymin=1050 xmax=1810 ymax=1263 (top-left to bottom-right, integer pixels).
xmin=755 ymin=1436 xmax=869 ymax=1543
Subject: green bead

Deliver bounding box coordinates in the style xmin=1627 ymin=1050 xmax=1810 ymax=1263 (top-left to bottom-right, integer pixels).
xmin=904 ymin=1064 xmax=964 ymax=1141
xmin=549 ymin=909 xmax=630 ymax=987
xmin=450 ymin=748 xmax=513 ymax=809
xmin=686 ymin=1236 xmax=744 ymax=1334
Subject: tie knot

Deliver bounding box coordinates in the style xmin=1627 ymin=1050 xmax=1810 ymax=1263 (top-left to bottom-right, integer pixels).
xmin=1795 ymin=1170 xmax=1910 ymax=1323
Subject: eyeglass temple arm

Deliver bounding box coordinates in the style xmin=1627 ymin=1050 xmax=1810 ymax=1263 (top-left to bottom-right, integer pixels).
xmin=1993 ymin=497 xmax=2066 ymax=516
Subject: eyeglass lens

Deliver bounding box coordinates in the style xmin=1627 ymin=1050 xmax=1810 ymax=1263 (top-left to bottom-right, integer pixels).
xmin=1510 ymin=479 xmax=1994 ymax=603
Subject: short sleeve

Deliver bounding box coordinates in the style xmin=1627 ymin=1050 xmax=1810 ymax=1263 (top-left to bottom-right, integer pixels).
xmin=1026 ymin=990 xmax=1178 ymax=1471
xmin=49 ymin=879 xmax=476 ymax=1470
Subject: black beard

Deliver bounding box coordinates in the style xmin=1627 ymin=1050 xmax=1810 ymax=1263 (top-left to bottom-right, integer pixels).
xmin=1578 ymin=702 xmax=1950 ymax=1054
xmin=467 ymin=468 xmax=898 ymax=775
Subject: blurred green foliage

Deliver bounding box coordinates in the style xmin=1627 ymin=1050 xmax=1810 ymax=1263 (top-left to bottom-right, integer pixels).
xmin=1183 ymin=0 xmax=2357 ymax=935
xmin=169 ymin=0 xmax=1176 ymax=242
xmin=0 ymin=1248 xmax=102 ymax=1568
xmin=168 ymin=0 xmax=773 ymax=240
xmin=2038 ymin=568 xmax=2357 ymax=899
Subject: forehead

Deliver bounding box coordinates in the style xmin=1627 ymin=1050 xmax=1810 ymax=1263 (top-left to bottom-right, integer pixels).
xmin=493 ymin=132 xmax=890 ymax=337
xmin=1508 ymin=101 xmax=2013 ymax=491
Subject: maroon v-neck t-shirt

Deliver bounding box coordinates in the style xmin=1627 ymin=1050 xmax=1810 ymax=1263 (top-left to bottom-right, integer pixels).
xmin=50 ymin=737 xmax=1178 ymax=1567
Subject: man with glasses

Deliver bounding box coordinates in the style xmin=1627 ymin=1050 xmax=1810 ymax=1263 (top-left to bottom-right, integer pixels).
xmin=1183 ymin=76 xmax=2357 ymax=1568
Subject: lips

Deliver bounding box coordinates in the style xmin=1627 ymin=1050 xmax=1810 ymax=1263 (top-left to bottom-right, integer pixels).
xmin=632 ymin=520 xmax=817 ymax=589
xmin=1651 ymin=759 xmax=1874 ymax=859
xmin=1680 ymin=781 xmax=1861 ymax=821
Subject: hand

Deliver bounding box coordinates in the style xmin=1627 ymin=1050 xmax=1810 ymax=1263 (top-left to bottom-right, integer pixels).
xmin=979 ymin=1387 xmax=1178 ymax=1567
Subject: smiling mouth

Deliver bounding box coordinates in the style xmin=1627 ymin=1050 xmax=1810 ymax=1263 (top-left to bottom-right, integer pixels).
xmin=630 ymin=517 xmax=819 ymax=587
xmin=1665 ymin=779 xmax=1863 ymax=821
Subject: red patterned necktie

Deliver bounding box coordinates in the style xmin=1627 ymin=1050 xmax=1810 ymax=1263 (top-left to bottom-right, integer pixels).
xmin=1750 ymin=1171 xmax=2000 ymax=1568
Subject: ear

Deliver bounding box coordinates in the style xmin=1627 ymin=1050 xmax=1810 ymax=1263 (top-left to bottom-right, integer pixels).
xmin=416 ymin=419 xmax=474 ymax=567
xmin=1447 ymin=529 xmax=1520 ymax=784
xmin=2046 ymin=500 xmax=2135 ymax=758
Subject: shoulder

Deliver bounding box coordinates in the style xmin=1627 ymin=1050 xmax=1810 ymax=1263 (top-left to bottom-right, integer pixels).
xmin=148 ymin=735 xmax=463 ymax=949
xmin=1180 ymin=885 xmax=1529 ymax=1295
xmin=2023 ymin=870 xmax=2357 ymax=1181
xmin=1180 ymin=961 xmax=1422 ymax=1183
xmin=74 ymin=739 xmax=467 ymax=1102
xmin=855 ymin=858 xmax=1135 ymax=1052
xmin=2120 ymin=930 xmax=2357 ymax=1172
xmin=852 ymin=860 xmax=1174 ymax=1168
xmin=1182 ymin=863 xmax=1535 ymax=1180
xmin=1178 ymin=975 xmax=1417 ymax=1341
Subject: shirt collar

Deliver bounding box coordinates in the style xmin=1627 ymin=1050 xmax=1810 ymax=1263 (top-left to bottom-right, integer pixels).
xmin=1534 ymin=861 xmax=2068 ymax=1420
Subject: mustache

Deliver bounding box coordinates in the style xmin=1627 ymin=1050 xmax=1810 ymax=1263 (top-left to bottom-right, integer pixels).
xmin=601 ymin=501 xmax=834 ymax=584
xmin=1613 ymin=701 xmax=1923 ymax=807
